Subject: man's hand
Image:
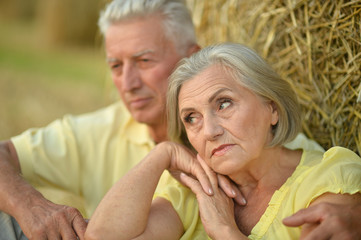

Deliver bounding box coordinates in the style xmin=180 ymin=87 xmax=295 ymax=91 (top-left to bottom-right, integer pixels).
xmin=15 ymin=197 xmax=87 ymax=240
xmin=283 ymin=202 xmax=361 ymax=240
xmin=0 ymin=141 xmax=87 ymax=239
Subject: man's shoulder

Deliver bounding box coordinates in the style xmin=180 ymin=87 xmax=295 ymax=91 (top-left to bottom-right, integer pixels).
xmin=67 ymin=101 xmax=130 ymax=127
xmin=74 ymin=101 xmax=128 ymax=121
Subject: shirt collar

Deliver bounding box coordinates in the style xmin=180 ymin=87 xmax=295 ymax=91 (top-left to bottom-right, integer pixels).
xmin=119 ymin=101 xmax=155 ymax=147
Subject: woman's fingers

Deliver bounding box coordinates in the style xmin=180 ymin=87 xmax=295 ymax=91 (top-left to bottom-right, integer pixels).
xmin=217 ymin=174 xmax=247 ymax=206
xmin=196 ymin=154 xmax=247 ymax=205
xmin=167 ymin=143 xmax=214 ymax=195
xmin=179 ymin=172 xmax=204 ymax=195
xmin=196 ymin=155 xmax=218 ymax=188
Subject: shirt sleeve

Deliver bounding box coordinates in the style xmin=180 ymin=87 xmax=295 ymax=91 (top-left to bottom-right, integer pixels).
xmin=11 ymin=115 xmax=82 ymax=195
xmin=296 ymin=147 xmax=361 ymax=207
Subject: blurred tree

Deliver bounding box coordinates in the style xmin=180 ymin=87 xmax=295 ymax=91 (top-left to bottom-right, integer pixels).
xmin=36 ymin=0 xmax=106 ymax=47
xmin=0 ymin=0 xmax=38 ymax=20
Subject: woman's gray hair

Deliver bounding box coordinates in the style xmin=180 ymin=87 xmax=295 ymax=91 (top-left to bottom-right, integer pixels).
xmin=98 ymin=0 xmax=197 ymax=55
xmin=167 ymin=43 xmax=302 ymax=148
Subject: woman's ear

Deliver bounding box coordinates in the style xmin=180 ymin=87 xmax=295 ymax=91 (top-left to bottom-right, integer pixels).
xmin=270 ymin=101 xmax=279 ymax=126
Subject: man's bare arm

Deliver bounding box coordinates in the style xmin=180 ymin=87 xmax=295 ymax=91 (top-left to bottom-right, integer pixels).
xmin=0 ymin=140 xmax=87 ymax=240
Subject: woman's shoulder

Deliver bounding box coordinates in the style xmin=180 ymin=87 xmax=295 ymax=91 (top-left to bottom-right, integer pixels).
xmin=285 ymin=147 xmax=361 ymax=209
xmin=301 ymin=146 xmax=360 ymax=169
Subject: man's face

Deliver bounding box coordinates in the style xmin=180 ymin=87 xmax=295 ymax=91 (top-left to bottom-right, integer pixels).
xmin=105 ymin=16 xmax=184 ymax=126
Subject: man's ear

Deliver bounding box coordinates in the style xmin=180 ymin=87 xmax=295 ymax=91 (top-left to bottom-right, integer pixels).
xmin=186 ymin=44 xmax=201 ymax=57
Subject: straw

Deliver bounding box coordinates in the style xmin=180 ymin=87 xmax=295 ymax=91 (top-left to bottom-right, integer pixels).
xmin=187 ymin=0 xmax=361 ymax=155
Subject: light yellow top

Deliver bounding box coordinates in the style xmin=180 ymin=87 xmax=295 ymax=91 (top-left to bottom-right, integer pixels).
xmin=12 ymin=101 xmax=155 ymax=218
xmin=156 ymin=147 xmax=361 ymax=239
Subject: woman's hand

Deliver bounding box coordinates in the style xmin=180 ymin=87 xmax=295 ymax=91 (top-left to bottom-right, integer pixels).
xmin=164 ymin=142 xmax=214 ymax=196
xmin=163 ymin=142 xmax=246 ymax=205
xmin=179 ymin=154 xmax=246 ymax=240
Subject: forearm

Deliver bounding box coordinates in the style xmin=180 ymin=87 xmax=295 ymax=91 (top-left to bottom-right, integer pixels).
xmin=86 ymin=143 xmax=171 ymax=240
xmin=0 ymin=141 xmax=40 ymax=216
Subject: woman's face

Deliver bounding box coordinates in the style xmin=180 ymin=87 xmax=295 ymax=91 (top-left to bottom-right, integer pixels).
xmin=178 ymin=64 xmax=279 ymax=175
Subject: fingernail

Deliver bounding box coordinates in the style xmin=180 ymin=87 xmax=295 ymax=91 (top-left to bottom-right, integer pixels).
xmin=241 ymin=197 xmax=247 ymax=205
xmin=231 ymin=189 xmax=236 ymax=197
xmin=209 ymin=188 xmax=213 ymax=195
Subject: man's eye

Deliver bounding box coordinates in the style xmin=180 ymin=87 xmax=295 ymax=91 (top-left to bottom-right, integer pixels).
xmin=111 ymin=64 xmax=120 ymax=69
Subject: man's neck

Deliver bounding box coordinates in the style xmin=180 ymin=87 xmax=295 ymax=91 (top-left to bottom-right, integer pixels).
xmin=147 ymin=124 xmax=168 ymax=144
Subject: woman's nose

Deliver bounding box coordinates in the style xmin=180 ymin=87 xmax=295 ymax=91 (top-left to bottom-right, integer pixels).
xmin=203 ymin=115 xmax=223 ymax=141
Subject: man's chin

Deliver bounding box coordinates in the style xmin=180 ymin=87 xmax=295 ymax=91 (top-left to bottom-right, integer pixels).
xmin=129 ymin=107 xmax=164 ymax=124
xmin=131 ymin=112 xmax=155 ymax=125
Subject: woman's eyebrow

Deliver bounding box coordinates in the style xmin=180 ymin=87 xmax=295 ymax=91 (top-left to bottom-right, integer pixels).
xmin=180 ymin=107 xmax=195 ymax=116
xmin=179 ymin=88 xmax=232 ymax=115
xmin=208 ymin=88 xmax=232 ymax=103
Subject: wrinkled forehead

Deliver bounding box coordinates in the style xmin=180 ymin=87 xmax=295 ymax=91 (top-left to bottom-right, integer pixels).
xmin=104 ymin=16 xmax=174 ymax=57
xmin=178 ymin=65 xmax=240 ymax=106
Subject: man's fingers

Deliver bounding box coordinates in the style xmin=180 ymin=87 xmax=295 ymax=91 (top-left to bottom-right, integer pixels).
xmin=59 ymin=224 xmax=78 ymax=240
xmin=72 ymin=215 xmax=87 ymax=240
xmin=56 ymin=209 xmax=83 ymax=240
xmin=300 ymin=223 xmax=332 ymax=240
xmin=283 ymin=207 xmax=321 ymax=226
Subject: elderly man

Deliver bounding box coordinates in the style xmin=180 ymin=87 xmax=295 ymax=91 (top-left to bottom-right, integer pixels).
xmin=0 ymin=0 xmax=359 ymax=239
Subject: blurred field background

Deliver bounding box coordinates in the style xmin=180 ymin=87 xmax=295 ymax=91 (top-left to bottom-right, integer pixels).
xmin=0 ymin=0 xmax=116 ymax=140
xmin=1 ymin=0 xmax=360 ymax=154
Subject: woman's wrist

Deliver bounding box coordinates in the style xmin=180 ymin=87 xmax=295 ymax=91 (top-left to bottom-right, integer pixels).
xmin=210 ymin=223 xmax=246 ymax=240
xmin=152 ymin=141 xmax=174 ymax=170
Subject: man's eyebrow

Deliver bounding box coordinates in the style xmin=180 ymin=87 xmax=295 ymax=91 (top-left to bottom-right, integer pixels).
xmin=132 ymin=49 xmax=154 ymax=58
xmin=106 ymin=50 xmax=155 ymax=63
xmin=107 ymin=58 xmax=118 ymax=63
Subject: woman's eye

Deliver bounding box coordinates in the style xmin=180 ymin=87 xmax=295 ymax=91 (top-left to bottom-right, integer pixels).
xmin=184 ymin=114 xmax=195 ymax=124
xmin=219 ymin=100 xmax=231 ymax=110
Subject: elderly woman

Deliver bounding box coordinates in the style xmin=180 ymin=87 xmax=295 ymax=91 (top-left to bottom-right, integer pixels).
xmin=85 ymin=43 xmax=361 ymax=240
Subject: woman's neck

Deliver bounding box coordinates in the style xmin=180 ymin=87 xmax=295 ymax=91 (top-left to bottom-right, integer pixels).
xmin=232 ymin=147 xmax=302 ymax=235
xmin=230 ymin=146 xmax=302 ymax=199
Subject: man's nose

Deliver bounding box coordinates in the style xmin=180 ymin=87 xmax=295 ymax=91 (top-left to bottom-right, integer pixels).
xmin=118 ymin=63 xmax=142 ymax=92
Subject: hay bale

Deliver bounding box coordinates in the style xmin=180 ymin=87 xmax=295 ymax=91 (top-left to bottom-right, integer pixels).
xmin=187 ymin=0 xmax=361 ymax=155
xmin=36 ymin=0 xmax=103 ymax=46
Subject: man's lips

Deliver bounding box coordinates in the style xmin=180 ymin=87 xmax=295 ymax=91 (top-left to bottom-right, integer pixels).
xmin=128 ymin=97 xmax=152 ymax=108
xmin=211 ymin=144 xmax=234 ymax=157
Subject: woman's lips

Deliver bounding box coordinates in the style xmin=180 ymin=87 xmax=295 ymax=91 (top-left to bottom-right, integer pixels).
xmin=211 ymin=144 xmax=234 ymax=157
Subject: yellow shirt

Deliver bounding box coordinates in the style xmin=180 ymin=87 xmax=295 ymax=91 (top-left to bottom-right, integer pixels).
xmin=12 ymin=101 xmax=155 ymax=218
xmin=156 ymin=147 xmax=361 ymax=239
